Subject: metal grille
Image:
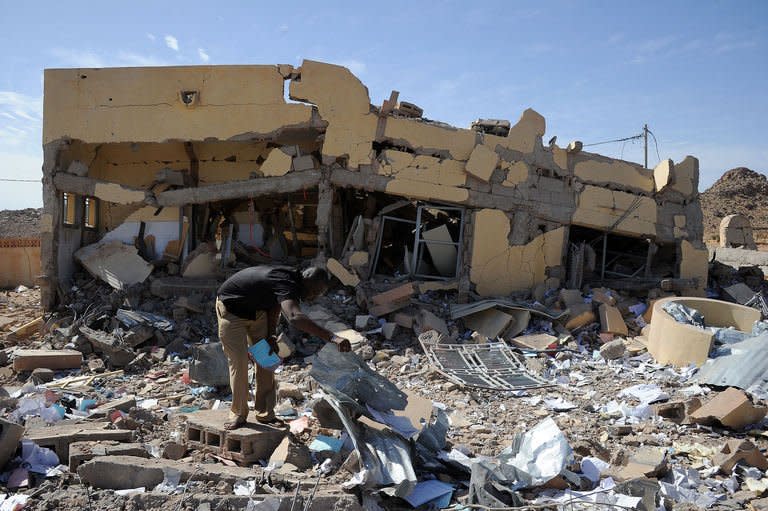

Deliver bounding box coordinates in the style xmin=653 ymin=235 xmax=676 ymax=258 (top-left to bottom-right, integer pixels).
xmin=420 ymin=339 xmax=551 ymax=390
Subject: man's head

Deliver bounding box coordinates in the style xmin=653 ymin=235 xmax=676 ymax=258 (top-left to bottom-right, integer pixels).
xmin=300 ymin=266 xmax=329 ymax=301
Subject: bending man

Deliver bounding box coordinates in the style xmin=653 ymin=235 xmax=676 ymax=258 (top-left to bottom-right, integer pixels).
xmin=215 ymin=265 xmax=351 ymax=429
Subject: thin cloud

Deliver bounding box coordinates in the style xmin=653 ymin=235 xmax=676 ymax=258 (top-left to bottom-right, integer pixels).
xmin=198 ymin=48 xmax=210 ymax=63
xmin=164 ymin=35 xmax=179 ymax=51
xmin=146 ymin=33 xmax=156 ymax=41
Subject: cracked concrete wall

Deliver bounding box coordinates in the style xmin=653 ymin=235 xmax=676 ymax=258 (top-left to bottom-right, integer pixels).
xmin=42 ymin=60 xmax=707 ymax=305
xmin=470 ymin=209 xmax=565 ymax=296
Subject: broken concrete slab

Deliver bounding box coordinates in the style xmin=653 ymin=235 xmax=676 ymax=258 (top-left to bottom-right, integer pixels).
xmin=77 ymin=455 xmax=268 ymax=490
xmin=326 ymin=258 xmax=360 ymax=287
xmin=68 ymin=441 xmax=148 ymax=472
xmin=74 ymin=240 xmax=153 ymax=291
xmin=12 ymin=349 xmax=82 ymax=372
xmin=463 ymin=308 xmax=514 ymax=339
xmin=689 ymin=387 xmax=767 ymax=430
xmin=599 ymin=304 xmax=628 ymax=336
xmin=600 ymin=339 xmax=626 ymax=360
xmin=25 ymin=421 xmax=133 ymax=460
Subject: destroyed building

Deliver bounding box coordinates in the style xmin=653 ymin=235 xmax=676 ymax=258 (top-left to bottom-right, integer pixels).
xmin=40 ymin=60 xmax=708 ymax=310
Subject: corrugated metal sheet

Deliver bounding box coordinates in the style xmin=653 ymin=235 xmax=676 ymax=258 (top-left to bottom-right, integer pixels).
xmin=697 ymin=333 xmax=768 ymax=394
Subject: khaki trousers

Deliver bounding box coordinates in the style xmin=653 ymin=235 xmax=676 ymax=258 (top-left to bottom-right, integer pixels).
xmin=215 ymin=298 xmax=276 ymax=421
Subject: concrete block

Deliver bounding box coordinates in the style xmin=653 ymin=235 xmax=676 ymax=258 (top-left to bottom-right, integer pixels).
xmin=600 ymin=339 xmax=626 ymax=360
xmin=0 ymin=418 xmax=24 ymax=469
xmin=689 ymin=387 xmax=767 ymax=430
xmin=31 ymin=367 xmax=55 ymax=384
xmin=509 ymin=333 xmax=557 ymax=351
xmin=326 ymin=258 xmax=360 ymax=287
xmin=599 ymin=304 xmax=628 ymax=336
xmin=186 ymin=410 xmax=286 ymax=464
xmin=369 ymin=283 xmax=415 ymax=317
xmin=68 ymin=441 xmax=148 ymax=472
xmin=465 ymin=144 xmax=499 ymax=183
xmin=12 ymin=349 xmax=82 ymax=372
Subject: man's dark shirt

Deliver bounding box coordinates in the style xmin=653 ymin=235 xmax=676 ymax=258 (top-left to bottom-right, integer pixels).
xmin=217 ymin=265 xmax=302 ymax=319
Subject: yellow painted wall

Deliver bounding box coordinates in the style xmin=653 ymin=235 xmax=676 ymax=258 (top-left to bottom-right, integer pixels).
xmin=572 ymin=185 xmax=658 ymax=237
xmin=44 ymin=66 xmax=313 ymax=144
xmin=0 ymin=243 xmax=41 ymax=288
xmin=470 ymin=209 xmax=565 ymax=296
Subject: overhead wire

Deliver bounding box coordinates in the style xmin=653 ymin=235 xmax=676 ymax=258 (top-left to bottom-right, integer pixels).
xmin=0 ymin=178 xmax=38 ymax=182
xmin=583 ymin=133 xmax=642 ymax=147
xmin=647 ymin=128 xmax=662 ymax=164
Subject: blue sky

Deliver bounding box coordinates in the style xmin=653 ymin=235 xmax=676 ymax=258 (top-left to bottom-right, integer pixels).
xmin=0 ymin=0 xmax=766 ymax=209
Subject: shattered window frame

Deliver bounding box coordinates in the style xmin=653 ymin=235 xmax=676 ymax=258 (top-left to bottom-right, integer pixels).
xmin=372 ymin=201 xmax=465 ymax=281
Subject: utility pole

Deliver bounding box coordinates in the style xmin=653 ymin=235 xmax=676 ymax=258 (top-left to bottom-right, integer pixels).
xmin=643 ymin=124 xmax=648 ymax=169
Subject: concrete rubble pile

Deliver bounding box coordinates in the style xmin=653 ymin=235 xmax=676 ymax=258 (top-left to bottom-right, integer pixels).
xmin=0 ymin=247 xmax=764 ymax=510
xmin=0 ymin=58 xmax=762 ymax=509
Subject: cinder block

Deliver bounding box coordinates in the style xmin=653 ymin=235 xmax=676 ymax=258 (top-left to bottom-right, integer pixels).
xmin=185 ymin=410 xmax=286 ymax=464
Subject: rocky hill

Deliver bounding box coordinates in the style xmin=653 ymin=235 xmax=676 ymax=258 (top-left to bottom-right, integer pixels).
xmin=0 ymin=208 xmax=41 ymax=238
xmin=700 ymin=167 xmax=768 ymax=245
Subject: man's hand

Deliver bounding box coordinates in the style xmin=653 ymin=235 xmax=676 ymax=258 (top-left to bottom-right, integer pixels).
xmin=331 ymin=335 xmax=351 ymax=352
